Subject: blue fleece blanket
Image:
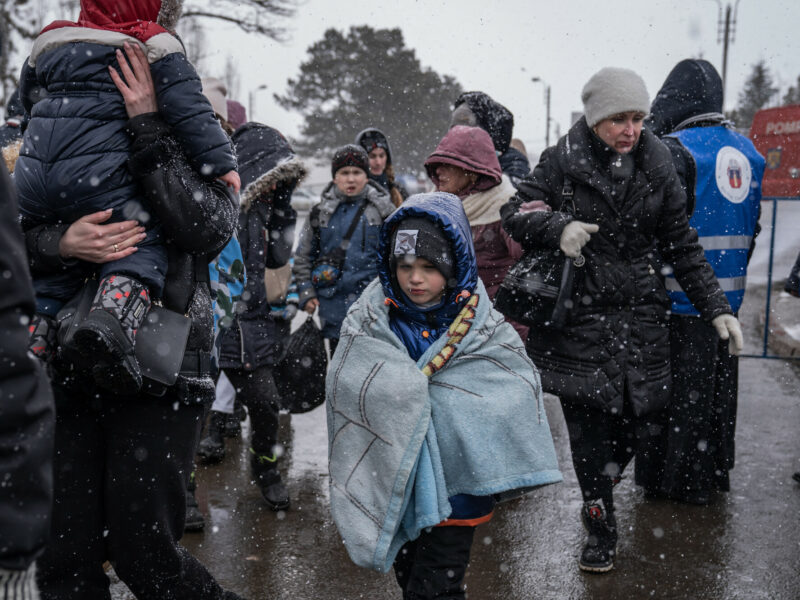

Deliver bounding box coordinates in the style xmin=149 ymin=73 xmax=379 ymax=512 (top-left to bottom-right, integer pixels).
xmin=326 ymin=278 xmax=562 ymax=572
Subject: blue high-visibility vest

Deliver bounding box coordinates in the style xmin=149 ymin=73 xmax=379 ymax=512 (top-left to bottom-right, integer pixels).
xmin=665 ymin=126 xmax=764 ymax=315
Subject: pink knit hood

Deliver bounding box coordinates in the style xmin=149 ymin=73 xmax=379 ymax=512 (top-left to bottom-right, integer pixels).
xmin=424 ymin=126 xmax=502 ymax=196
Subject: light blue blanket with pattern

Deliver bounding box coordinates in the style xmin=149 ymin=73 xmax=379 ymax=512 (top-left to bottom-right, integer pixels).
xmin=326 ymin=278 xmax=562 ymax=572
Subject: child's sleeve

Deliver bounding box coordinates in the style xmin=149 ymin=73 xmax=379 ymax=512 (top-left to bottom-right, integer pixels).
xmin=292 ymin=211 xmax=320 ymax=308
xmin=149 ymin=53 xmax=237 ymax=179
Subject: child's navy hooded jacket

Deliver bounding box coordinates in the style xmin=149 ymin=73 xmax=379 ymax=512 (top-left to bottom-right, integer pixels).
xmin=378 ymin=192 xmax=494 ymax=523
xmin=14 ymin=0 xmax=235 ymax=299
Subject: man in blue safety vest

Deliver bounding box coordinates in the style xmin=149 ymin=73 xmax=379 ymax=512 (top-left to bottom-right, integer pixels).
xmin=639 ymin=58 xmax=765 ymax=504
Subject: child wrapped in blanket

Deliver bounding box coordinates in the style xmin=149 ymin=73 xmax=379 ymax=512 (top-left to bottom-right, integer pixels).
xmin=326 ymin=191 xmax=562 ymax=598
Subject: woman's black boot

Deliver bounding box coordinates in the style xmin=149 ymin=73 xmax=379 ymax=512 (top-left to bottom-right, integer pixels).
xmin=579 ymin=501 xmax=617 ymax=573
xmin=197 ymin=411 xmax=227 ymax=463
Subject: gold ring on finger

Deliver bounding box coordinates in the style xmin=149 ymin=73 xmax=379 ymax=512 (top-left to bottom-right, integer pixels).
xmin=113 ymin=243 xmax=119 ymax=253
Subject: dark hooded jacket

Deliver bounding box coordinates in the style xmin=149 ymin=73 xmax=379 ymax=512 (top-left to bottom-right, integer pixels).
xmin=648 ymin=58 xmax=761 ymax=251
xmin=501 ymin=117 xmax=732 ymax=416
xmin=454 ymin=92 xmax=513 ymax=154
xmin=0 ymin=161 xmax=54 ymax=573
xmin=14 ymin=0 xmax=235 ymax=288
xmin=453 ymin=91 xmax=530 ymax=185
xmin=217 ymin=123 xmax=305 ymax=370
xmin=648 ymin=58 xmax=725 ymax=215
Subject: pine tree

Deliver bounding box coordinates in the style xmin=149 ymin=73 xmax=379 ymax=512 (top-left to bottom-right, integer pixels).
xmin=276 ymin=26 xmax=463 ymax=173
xmin=782 ymin=75 xmax=800 ymax=106
xmin=732 ymin=61 xmax=778 ymax=131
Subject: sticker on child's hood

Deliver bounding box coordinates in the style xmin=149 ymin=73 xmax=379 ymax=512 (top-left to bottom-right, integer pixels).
xmin=394 ymin=230 xmax=418 ymax=255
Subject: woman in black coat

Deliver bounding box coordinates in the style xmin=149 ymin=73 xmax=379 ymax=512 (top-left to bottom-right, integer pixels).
xmin=23 ymin=43 xmax=246 ymax=599
xmin=500 ymin=67 xmax=742 ymax=574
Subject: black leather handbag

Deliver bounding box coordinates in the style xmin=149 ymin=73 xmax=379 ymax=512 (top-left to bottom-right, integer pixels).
xmin=494 ymin=179 xmax=583 ymax=328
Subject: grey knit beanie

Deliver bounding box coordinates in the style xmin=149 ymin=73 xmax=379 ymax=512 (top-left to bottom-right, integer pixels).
xmin=581 ymin=67 xmax=650 ymax=128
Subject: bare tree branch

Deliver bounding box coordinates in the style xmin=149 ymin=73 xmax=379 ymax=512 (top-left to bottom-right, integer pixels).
xmin=182 ymin=0 xmax=297 ymax=42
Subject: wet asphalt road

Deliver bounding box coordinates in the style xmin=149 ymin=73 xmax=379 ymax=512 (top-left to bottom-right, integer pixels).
xmin=111 ymin=286 xmax=800 ymax=599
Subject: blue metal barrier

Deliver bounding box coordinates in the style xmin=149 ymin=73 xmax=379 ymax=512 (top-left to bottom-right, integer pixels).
xmin=740 ymin=195 xmax=800 ymax=360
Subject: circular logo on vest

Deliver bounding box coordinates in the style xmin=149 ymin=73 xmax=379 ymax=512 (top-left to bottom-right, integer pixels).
xmin=715 ymin=145 xmax=752 ymax=204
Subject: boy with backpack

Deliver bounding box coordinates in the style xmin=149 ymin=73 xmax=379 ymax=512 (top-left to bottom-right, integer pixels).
xmin=293 ymin=144 xmax=394 ymax=351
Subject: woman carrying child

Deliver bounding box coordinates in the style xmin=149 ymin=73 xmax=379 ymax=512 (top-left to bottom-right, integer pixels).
xmin=25 ymin=41 xmax=247 ymax=600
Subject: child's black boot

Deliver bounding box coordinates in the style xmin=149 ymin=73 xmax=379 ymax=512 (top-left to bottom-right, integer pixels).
xmin=72 ymin=274 xmax=150 ymax=391
xmin=251 ymin=449 xmax=290 ymax=511
xmin=579 ymin=501 xmax=617 ymax=573
xmin=197 ymin=411 xmax=227 ymax=463
xmin=224 ymin=399 xmax=246 ymax=437
xmin=28 ymin=313 xmax=58 ymax=364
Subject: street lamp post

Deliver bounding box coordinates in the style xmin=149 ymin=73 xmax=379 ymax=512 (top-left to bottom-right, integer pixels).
xmin=531 ymin=77 xmax=551 ymax=148
xmin=713 ymin=0 xmax=741 ymax=107
xmin=248 ymin=84 xmax=268 ymax=122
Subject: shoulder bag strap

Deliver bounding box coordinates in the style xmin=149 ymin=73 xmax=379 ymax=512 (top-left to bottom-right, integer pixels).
xmin=338 ymin=199 xmax=368 ymax=249
xmin=559 ymin=177 xmax=576 ymax=214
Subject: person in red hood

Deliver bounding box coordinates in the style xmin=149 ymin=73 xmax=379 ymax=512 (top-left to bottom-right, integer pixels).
xmin=16 ymin=0 xmax=239 ymax=394
xmin=424 ymin=125 xmax=528 ymax=339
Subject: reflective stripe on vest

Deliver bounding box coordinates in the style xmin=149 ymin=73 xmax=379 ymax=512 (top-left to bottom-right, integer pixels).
xmin=697 ymin=235 xmax=752 ymax=250
xmin=664 ymin=126 xmax=764 ymax=316
xmin=666 ymin=276 xmax=747 ymax=293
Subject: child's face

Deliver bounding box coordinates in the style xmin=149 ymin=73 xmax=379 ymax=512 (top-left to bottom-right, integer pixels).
xmin=368 ymin=148 xmax=388 ymax=176
xmin=395 ymin=257 xmax=447 ymax=306
xmin=334 ymin=167 xmax=368 ymax=196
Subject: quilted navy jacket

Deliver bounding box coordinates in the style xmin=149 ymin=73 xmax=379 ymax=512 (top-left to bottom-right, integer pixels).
xmin=15 ymin=28 xmax=235 ymax=230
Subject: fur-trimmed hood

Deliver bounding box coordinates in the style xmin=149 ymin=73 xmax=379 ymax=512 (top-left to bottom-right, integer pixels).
xmin=157 ymin=0 xmax=183 ymax=32
xmin=232 ymin=123 xmax=308 ymax=211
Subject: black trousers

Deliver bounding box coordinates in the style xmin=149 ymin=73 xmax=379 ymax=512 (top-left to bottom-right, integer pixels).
xmin=561 ymin=399 xmax=667 ymax=507
xmin=223 ymin=366 xmax=283 ymax=465
xmin=393 ymin=526 xmax=475 ymax=600
xmin=37 ymin=385 xmax=234 ymax=600
xmin=661 ymin=316 xmax=737 ymax=495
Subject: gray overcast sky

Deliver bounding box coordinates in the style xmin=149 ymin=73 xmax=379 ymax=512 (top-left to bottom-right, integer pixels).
xmin=206 ymin=0 xmax=800 ymax=158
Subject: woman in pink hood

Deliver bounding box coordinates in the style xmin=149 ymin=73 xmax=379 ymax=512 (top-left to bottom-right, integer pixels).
xmin=425 ymin=125 xmax=528 ymax=338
